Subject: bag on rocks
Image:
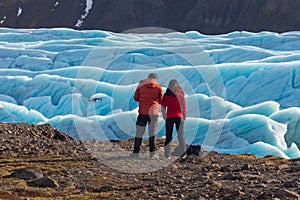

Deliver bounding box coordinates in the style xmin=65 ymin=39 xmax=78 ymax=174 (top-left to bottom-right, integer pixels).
xmin=186 ymin=144 xmax=201 ymax=156
xmin=171 ymin=144 xmax=202 ymax=157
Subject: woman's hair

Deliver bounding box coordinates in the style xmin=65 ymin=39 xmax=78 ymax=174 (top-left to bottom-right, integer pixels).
xmin=168 ymin=79 xmax=179 ymax=92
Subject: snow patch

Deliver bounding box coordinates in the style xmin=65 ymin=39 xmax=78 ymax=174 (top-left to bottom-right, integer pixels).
xmin=17 ymin=7 xmax=22 ymax=17
xmin=75 ymin=0 xmax=93 ymax=28
xmin=0 ymin=16 xmax=6 ymax=24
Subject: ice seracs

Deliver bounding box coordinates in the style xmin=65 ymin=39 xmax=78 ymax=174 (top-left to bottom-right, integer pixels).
xmin=0 ymin=28 xmax=300 ymax=158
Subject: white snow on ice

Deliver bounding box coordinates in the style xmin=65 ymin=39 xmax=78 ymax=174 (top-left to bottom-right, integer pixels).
xmin=1 ymin=28 xmax=300 ymax=158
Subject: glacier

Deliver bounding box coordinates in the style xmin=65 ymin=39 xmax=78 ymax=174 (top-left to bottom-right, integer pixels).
xmin=1 ymin=28 xmax=300 ymax=158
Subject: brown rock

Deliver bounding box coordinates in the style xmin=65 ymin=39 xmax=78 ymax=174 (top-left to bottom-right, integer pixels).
xmin=276 ymin=164 xmax=289 ymax=171
xmin=94 ymin=185 xmax=114 ymax=192
xmin=11 ymin=169 xmax=43 ymax=180
xmin=211 ymin=181 xmax=222 ymax=188
xmin=232 ymin=189 xmax=245 ymax=197
xmin=241 ymin=163 xmax=252 ymax=170
xmin=220 ymin=165 xmax=232 ymax=172
xmin=257 ymin=191 xmax=274 ymax=199
xmin=0 ymin=191 xmax=13 ymax=198
xmin=274 ymin=188 xmax=300 ymax=199
xmin=283 ymin=180 xmax=300 ymax=188
xmin=28 ymin=176 xmax=59 ymax=188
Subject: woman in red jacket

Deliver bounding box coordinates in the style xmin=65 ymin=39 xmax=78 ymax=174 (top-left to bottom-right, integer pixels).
xmin=162 ymin=79 xmax=187 ymax=158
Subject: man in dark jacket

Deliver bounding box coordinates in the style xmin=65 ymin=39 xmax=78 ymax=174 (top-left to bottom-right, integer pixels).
xmin=132 ymin=73 xmax=163 ymax=158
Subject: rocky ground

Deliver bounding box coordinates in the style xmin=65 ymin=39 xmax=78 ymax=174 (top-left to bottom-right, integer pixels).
xmin=1 ymin=123 xmax=300 ymax=199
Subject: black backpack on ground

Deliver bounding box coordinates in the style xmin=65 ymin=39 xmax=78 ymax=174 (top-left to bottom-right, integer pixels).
xmin=186 ymin=144 xmax=201 ymax=156
xmin=171 ymin=144 xmax=201 ymax=157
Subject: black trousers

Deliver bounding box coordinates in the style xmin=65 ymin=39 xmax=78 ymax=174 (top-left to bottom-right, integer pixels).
xmin=133 ymin=114 xmax=158 ymax=153
xmin=164 ymin=117 xmax=185 ymax=157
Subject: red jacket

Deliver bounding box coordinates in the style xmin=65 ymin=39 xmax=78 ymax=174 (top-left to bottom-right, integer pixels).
xmin=134 ymin=78 xmax=163 ymax=115
xmin=161 ymin=87 xmax=187 ymax=119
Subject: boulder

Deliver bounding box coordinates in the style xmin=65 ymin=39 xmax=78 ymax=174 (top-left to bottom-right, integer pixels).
xmin=11 ymin=169 xmax=43 ymax=180
xmin=28 ymin=176 xmax=59 ymax=188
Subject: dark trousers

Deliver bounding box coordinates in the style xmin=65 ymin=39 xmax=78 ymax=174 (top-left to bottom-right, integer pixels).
xmin=164 ymin=117 xmax=185 ymax=157
xmin=133 ymin=114 xmax=158 ymax=153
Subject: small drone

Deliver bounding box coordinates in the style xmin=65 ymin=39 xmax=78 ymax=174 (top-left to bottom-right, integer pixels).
xmin=88 ymin=97 xmax=103 ymax=102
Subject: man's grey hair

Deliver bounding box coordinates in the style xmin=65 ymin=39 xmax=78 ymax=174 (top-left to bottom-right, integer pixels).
xmin=148 ymin=73 xmax=158 ymax=79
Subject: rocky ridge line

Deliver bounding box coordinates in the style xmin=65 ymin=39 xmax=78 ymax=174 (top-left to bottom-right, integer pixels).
xmin=0 ymin=0 xmax=300 ymax=34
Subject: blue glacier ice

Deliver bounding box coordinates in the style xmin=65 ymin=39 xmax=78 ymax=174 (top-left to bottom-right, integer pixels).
xmin=1 ymin=28 xmax=300 ymax=159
